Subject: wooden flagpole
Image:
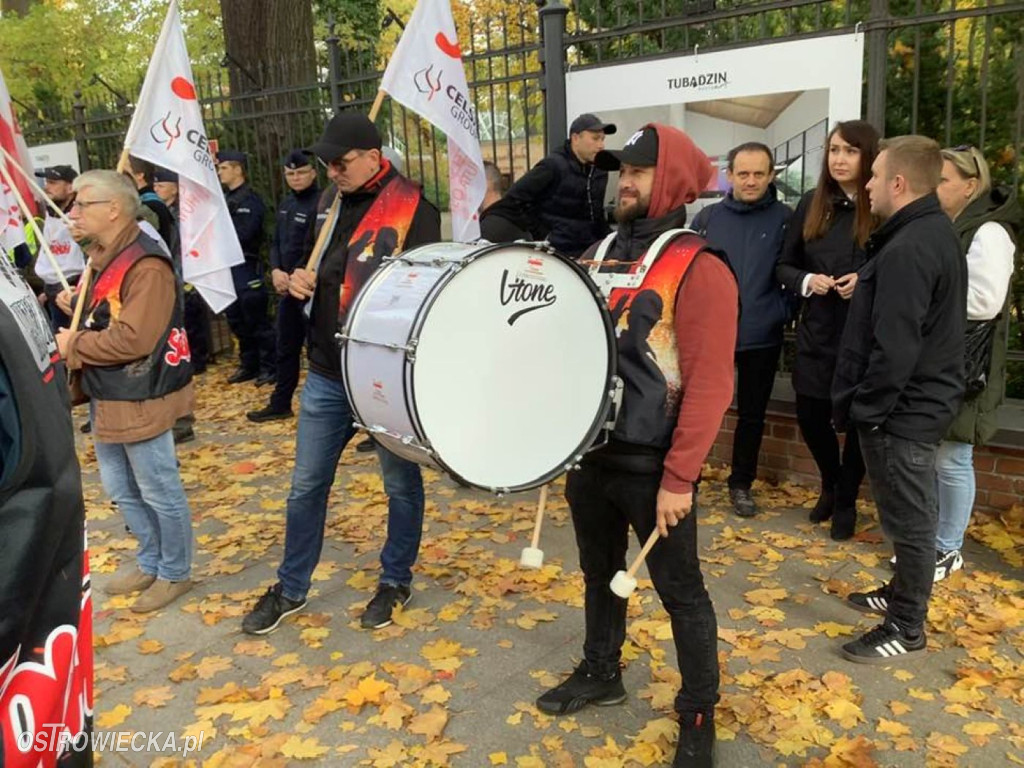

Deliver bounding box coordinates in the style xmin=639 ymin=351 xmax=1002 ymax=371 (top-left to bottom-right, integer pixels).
xmin=0 ymin=146 xmax=75 ymax=228
xmin=0 ymin=160 xmax=71 ymax=292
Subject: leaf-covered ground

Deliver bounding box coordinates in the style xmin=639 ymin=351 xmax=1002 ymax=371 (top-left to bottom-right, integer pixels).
xmin=81 ymin=366 xmax=1024 ymax=767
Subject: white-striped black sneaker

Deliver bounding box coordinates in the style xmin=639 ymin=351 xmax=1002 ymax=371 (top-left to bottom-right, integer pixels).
xmin=934 ymin=549 xmax=964 ymax=581
xmin=841 ymin=621 xmax=926 ymax=664
xmin=846 ymin=584 xmax=891 ymax=616
xmin=888 ymin=550 xmax=964 ymax=582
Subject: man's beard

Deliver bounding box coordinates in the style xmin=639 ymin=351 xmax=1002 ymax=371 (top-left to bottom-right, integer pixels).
xmin=615 ymin=196 xmax=649 ymax=224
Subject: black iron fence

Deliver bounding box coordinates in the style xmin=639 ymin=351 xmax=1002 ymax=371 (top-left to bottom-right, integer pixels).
xmin=16 ymin=0 xmax=1024 ymax=405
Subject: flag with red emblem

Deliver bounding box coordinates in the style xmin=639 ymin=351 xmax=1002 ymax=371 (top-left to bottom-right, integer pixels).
xmin=380 ymin=0 xmax=485 ymax=242
xmin=122 ymin=0 xmax=240 ymax=312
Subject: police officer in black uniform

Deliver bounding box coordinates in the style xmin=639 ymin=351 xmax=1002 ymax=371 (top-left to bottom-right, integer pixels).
xmin=218 ymin=150 xmax=276 ymax=385
xmin=247 ymin=150 xmax=319 ymax=422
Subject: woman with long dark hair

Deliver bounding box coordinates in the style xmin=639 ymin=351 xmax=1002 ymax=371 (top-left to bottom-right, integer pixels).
xmin=777 ymin=120 xmax=880 ymax=540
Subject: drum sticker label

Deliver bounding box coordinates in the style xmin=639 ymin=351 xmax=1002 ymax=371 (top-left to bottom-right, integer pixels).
xmin=372 ymin=379 xmax=389 ymax=405
xmin=500 ymin=269 xmax=556 ymax=326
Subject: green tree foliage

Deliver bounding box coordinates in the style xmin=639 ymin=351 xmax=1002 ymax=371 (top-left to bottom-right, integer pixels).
xmin=0 ymin=0 xmax=223 ymax=114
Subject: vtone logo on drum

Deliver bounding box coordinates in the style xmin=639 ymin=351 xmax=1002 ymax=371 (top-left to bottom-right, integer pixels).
xmin=500 ymin=269 xmax=557 ymax=326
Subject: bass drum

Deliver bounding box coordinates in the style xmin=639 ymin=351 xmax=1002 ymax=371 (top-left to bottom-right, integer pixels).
xmin=340 ymin=241 xmax=616 ymax=493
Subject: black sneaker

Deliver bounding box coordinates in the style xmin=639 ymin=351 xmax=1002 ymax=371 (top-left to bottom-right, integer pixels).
xmin=535 ymin=660 xmax=627 ymax=715
xmin=673 ymin=711 xmax=716 ymax=767
xmin=846 ymin=584 xmax=891 ymax=616
xmin=255 ymin=372 xmax=276 ymax=387
xmin=241 ymin=584 xmax=307 ymax=635
xmin=355 ymin=438 xmax=377 ymax=454
xmin=80 ymin=419 xmax=92 ymax=434
xmin=227 ymin=368 xmax=257 ymax=385
xmin=934 ymin=549 xmax=964 ymax=581
xmin=729 ymin=487 xmax=757 ymax=518
xmin=841 ymin=621 xmax=926 ymax=664
xmin=360 ymin=584 xmax=411 ymax=629
xmin=889 ymin=550 xmax=964 ymax=582
xmin=808 ymin=489 xmax=835 ymax=523
xmin=246 ymin=405 xmax=294 ymax=423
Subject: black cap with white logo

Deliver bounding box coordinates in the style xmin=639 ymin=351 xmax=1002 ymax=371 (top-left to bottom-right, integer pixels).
xmin=594 ymin=127 xmax=659 ymax=171
xmin=34 ymin=165 xmax=78 ymax=183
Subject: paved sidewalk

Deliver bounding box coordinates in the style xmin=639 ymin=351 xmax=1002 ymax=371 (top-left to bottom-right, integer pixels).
xmin=82 ymin=367 xmax=1024 ymax=767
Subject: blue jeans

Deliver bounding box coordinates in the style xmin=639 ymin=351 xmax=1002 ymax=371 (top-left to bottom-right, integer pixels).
xmin=277 ymin=371 xmax=425 ymax=602
xmin=94 ymin=430 xmax=193 ymax=581
xmin=935 ymin=440 xmax=975 ymax=552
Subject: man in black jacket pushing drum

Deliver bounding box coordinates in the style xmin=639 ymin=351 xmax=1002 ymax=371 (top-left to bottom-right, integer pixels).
xmin=241 ymin=113 xmax=441 ymax=635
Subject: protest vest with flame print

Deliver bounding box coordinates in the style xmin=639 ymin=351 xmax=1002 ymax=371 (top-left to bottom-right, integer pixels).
xmin=81 ymin=233 xmax=192 ymax=402
xmin=599 ymin=231 xmax=716 ymax=449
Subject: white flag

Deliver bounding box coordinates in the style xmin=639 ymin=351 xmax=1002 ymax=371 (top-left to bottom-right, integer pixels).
xmin=0 ymin=66 xmax=38 ymax=220
xmin=380 ymin=0 xmax=485 ymax=242
xmin=123 ymin=0 xmax=241 ymax=313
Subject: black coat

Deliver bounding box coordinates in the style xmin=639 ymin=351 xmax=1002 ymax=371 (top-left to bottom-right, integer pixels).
xmin=270 ymin=183 xmax=319 ymax=272
xmin=501 ymin=141 xmax=610 ymax=258
xmin=832 ymin=194 xmax=967 ymax=442
xmin=479 ymin=202 xmax=530 ymax=243
xmin=776 ymin=189 xmax=865 ymax=399
xmin=691 ymin=186 xmax=791 ymax=351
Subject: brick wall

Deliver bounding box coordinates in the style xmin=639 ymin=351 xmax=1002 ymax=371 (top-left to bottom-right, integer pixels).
xmin=709 ymin=406 xmax=1024 ymax=514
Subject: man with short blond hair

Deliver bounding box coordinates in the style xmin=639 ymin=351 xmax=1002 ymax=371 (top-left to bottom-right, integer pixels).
xmin=56 ymin=169 xmax=195 ymax=613
xmin=833 ymin=135 xmax=966 ymax=664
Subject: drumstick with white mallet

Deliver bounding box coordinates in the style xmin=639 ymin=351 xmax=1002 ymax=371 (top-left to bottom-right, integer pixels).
xmin=519 ymin=484 xmax=549 ymax=569
xmin=609 ymin=529 xmax=661 ymax=598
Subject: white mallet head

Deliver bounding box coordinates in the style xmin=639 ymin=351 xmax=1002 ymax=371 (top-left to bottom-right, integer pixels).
xmin=610 ymin=570 xmax=637 ymax=598
xmin=520 ymin=546 xmax=544 ymax=569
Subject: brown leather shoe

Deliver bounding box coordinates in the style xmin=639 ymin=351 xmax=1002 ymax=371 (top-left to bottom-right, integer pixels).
xmin=105 ymin=568 xmax=156 ymax=596
xmin=131 ymin=579 xmax=193 ymax=613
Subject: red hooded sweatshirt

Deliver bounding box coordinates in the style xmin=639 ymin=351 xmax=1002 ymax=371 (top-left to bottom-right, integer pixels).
xmin=646 ymin=124 xmax=739 ymax=494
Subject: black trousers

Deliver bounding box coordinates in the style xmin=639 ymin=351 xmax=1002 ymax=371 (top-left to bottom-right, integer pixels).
xmin=183 ymin=289 xmax=211 ymax=373
xmin=225 ymin=265 xmax=276 ymax=376
xmin=567 ymin=461 xmax=719 ymax=716
xmin=268 ymin=294 xmax=307 ymax=411
xmin=795 ymin=394 xmax=866 ymax=508
xmin=728 ymin=345 xmax=781 ymax=490
xmin=858 ymin=427 xmax=939 ymax=632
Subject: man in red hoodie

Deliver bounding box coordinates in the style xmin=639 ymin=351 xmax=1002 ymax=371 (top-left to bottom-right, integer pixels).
xmin=536 ymin=125 xmax=737 ymax=768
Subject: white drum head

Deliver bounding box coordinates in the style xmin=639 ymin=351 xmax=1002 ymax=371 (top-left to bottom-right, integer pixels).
xmin=412 ymin=245 xmax=612 ymax=490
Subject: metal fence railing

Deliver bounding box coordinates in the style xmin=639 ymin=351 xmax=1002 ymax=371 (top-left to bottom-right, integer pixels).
xmin=17 ymin=0 xmax=1024 ymax=405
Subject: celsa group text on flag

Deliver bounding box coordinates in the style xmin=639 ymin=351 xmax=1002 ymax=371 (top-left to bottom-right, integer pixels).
xmin=0 ymin=66 xmax=38 ymax=223
xmin=122 ymin=0 xmax=241 ymax=312
xmin=380 ymin=0 xmax=486 ymax=243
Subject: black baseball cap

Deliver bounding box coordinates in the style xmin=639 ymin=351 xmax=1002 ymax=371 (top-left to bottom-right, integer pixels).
xmin=570 ymin=113 xmax=617 ymax=136
xmin=35 ymin=165 xmax=78 ymax=183
xmin=153 ymin=167 xmax=178 ymax=184
xmin=594 ymin=127 xmax=659 ymax=171
xmin=283 ymin=149 xmax=313 ymax=169
xmin=217 ymin=149 xmax=248 ymax=167
xmin=307 ymin=112 xmax=382 ymax=162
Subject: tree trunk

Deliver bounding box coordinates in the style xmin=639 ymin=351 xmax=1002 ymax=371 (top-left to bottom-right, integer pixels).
xmin=220 ymin=0 xmax=317 ymax=92
xmin=218 ymin=0 xmax=318 ymax=201
xmin=1 ymin=0 xmax=34 ymax=16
